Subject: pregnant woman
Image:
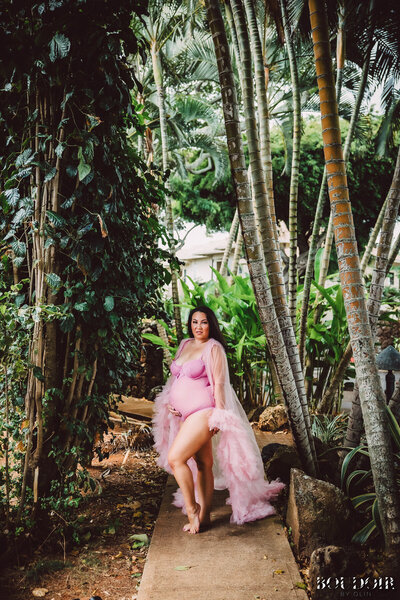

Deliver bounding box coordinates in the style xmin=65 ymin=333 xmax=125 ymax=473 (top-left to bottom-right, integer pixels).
xmin=152 ymin=305 xmax=285 ymax=534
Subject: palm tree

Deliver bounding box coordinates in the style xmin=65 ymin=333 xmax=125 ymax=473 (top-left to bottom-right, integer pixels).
xmin=309 ymin=0 xmax=400 ymax=557
xmin=220 ymin=208 xmax=239 ymax=276
xmin=144 ymin=1 xmax=185 ymax=341
xmin=299 ymin=0 xmax=376 ymax=366
xmin=279 ymin=0 xmax=301 ymax=327
xmin=204 ymin=0 xmax=318 ymax=476
xmin=340 ymin=144 xmax=400 ymax=449
xmin=229 ymin=0 xmax=316 ymax=458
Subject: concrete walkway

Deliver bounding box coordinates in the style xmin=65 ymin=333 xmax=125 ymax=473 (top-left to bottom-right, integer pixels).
xmin=137 ymin=430 xmax=307 ymax=600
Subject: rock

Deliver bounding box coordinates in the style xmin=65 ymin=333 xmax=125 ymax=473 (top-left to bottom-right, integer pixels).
xmin=309 ymin=545 xmax=365 ymax=600
xmin=246 ymin=406 xmax=265 ymax=422
xmin=258 ymin=404 xmax=288 ymax=431
xmin=261 ymin=443 xmax=302 ymax=484
xmin=286 ymin=468 xmax=354 ymax=560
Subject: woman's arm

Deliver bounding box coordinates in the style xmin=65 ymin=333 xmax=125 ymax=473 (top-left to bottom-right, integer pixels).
xmin=211 ymin=343 xmax=228 ymax=409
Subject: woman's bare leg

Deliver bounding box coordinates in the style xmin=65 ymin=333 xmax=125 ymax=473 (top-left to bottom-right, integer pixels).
xmin=194 ymin=439 xmax=213 ymax=526
xmin=167 ymin=409 xmax=213 ymax=534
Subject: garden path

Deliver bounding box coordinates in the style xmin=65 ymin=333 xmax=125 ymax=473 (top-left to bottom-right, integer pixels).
xmin=136 ymin=429 xmax=308 ymax=600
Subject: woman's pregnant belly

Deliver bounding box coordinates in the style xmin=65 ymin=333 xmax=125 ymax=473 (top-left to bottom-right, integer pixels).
xmin=170 ymin=375 xmax=215 ymax=420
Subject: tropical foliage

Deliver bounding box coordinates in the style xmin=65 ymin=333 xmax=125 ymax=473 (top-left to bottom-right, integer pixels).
xmin=0 ymin=0 xmax=171 ymax=542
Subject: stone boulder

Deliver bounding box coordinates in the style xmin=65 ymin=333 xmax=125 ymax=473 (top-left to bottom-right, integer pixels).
xmin=258 ymin=404 xmax=288 ymax=431
xmin=246 ymin=406 xmax=266 ymax=422
xmin=261 ymin=443 xmax=302 ymax=484
xmin=309 ymin=545 xmax=365 ymax=600
xmin=286 ymin=468 xmax=354 ymax=560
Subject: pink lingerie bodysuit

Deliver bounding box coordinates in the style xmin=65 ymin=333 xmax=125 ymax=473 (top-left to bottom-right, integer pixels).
xmin=169 ymin=358 xmax=215 ymax=421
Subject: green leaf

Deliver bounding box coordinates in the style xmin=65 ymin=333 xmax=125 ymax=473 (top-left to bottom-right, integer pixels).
xmin=104 ymin=296 xmax=115 ymax=312
xmin=130 ymin=533 xmax=149 ymax=546
xmin=11 ymin=240 xmax=26 ymax=257
xmin=44 ymin=166 xmax=57 ymax=182
xmin=351 ymin=493 xmax=376 ymax=510
xmin=60 ymin=314 xmax=75 ymax=333
xmin=74 ymin=302 xmax=89 ymax=312
xmin=311 ymin=280 xmax=339 ymax=315
xmin=341 ymin=445 xmax=369 ymax=489
xmin=210 ymin=266 xmax=230 ymax=294
xmin=47 ymin=210 xmax=66 ymax=227
xmin=49 ymin=33 xmax=71 ymax=62
xmin=16 ymin=148 xmax=34 ymax=168
xmin=33 ymin=366 xmax=45 ymax=382
xmin=78 ymin=160 xmax=91 ymax=182
xmin=15 ymin=294 xmax=25 ymax=307
xmin=385 ymin=405 xmax=400 ymax=451
xmin=314 ymin=248 xmax=324 ymax=284
xmin=46 ymin=273 xmax=62 ymax=291
xmin=4 ymin=188 xmax=20 ymax=207
xmin=55 ymin=143 xmax=65 ymax=158
xmin=236 ymin=333 xmax=246 ymax=363
xmin=351 ymin=519 xmax=376 ymax=544
xmin=141 ymin=333 xmax=171 ymax=350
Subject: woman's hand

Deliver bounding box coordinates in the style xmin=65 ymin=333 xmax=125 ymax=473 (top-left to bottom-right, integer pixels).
xmin=167 ymin=404 xmax=182 ymax=418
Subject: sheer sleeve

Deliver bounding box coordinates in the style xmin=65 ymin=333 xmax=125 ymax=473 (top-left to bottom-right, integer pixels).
xmin=210 ymin=343 xmax=229 ymax=409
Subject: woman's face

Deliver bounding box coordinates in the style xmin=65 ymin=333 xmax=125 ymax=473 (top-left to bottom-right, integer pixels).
xmin=191 ymin=311 xmax=210 ymax=342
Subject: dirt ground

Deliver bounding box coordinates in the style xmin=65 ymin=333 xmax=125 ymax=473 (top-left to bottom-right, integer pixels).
xmin=0 ymin=437 xmax=167 ymax=600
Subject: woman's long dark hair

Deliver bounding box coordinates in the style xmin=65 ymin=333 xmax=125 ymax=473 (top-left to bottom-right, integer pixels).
xmin=186 ymin=305 xmax=228 ymax=352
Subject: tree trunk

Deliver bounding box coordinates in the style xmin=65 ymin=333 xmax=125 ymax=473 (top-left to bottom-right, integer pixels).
xmin=309 ymin=0 xmax=400 ymax=556
xmin=386 ymin=231 xmax=400 ymax=275
xmin=220 ymin=208 xmax=239 ymax=277
xmin=230 ymin=0 xmax=316 ymax=458
xmin=230 ymin=223 xmax=243 ymax=280
xmin=320 ymin=144 xmax=400 ymax=412
xmin=279 ymin=0 xmax=301 ymax=328
xmin=243 ymin=0 xmax=280 ymax=247
xmin=299 ymin=7 xmax=373 ymax=365
xmin=205 ymin=0 xmax=317 ymax=476
xmin=340 ymin=144 xmax=400 ymax=445
xmin=150 ymin=39 xmax=183 ymax=342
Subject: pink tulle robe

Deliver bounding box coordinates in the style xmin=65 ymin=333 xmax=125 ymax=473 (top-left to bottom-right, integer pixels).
xmin=152 ymin=337 xmax=285 ymax=525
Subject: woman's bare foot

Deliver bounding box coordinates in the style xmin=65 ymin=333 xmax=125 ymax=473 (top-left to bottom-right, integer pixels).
xmin=182 ymin=503 xmax=201 ymax=534
xmin=183 ymin=508 xmax=210 ymax=532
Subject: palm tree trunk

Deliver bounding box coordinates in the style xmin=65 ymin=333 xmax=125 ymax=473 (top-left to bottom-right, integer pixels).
xmin=230 ymin=223 xmax=243 ymax=279
xmin=220 ymin=208 xmax=239 ymax=277
xmin=389 ymin=380 xmax=400 ymax=424
xmin=360 ymin=197 xmax=389 ymax=273
xmin=340 ymin=144 xmax=400 ymax=445
xmin=386 ymin=232 xmax=400 ymax=275
xmin=279 ymin=0 xmax=301 ymax=328
xmin=243 ymin=0 xmax=280 ymax=247
xmin=320 ymin=144 xmax=400 ymax=412
xmin=309 ymin=0 xmax=400 ymax=556
xmin=314 ymin=11 xmax=374 ymax=299
xmin=230 ymin=0 xmax=316 ymax=459
xmin=150 ymin=40 xmax=183 ymax=342
xmin=205 ymin=0 xmax=317 ymax=476
xmin=299 ymin=10 xmax=373 ymax=364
